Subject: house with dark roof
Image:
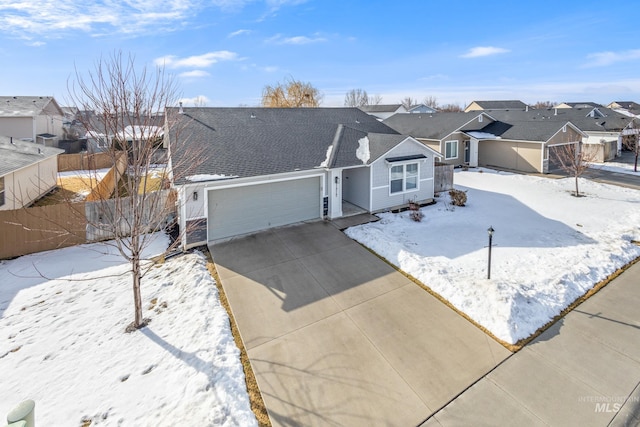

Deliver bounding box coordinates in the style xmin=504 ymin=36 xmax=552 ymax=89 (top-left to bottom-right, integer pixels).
xmin=166 ymin=107 xmax=441 ymax=247
xmin=0 ymin=136 xmax=64 ymax=210
xmin=384 ymin=111 xmax=586 ymax=173
xmin=358 ymin=104 xmax=408 ymax=120
xmin=0 ymin=96 xmax=65 ymax=147
xmin=607 ymin=101 xmax=640 ymax=117
xmin=464 ymin=100 xmax=529 ymax=112
xmin=555 ymin=102 xmax=603 ymax=109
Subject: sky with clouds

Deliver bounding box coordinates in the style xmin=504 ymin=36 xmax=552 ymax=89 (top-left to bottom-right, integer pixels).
xmin=1 ymin=0 xmax=639 ymax=107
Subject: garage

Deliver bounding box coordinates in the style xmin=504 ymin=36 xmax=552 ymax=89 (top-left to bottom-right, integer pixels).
xmin=479 ymin=140 xmax=542 ymax=173
xmin=207 ymin=176 xmax=322 ymax=242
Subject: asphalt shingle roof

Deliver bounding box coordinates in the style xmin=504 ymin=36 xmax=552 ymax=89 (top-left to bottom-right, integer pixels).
xmin=0 ymin=96 xmax=60 ymax=117
xmin=359 ymin=104 xmax=403 ymax=113
xmin=468 ymin=100 xmax=528 ymax=110
xmin=383 ymin=112 xmax=489 ymax=140
xmin=0 ymin=136 xmax=64 ymax=176
xmin=169 ymin=107 xmax=401 ymax=184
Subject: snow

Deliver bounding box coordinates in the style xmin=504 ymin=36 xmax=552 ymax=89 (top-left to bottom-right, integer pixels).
xmin=465 ymin=131 xmax=499 ymax=139
xmin=186 ymin=174 xmax=239 ymax=182
xmin=58 ymin=168 xmax=112 ymax=180
xmin=356 ymin=136 xmax=370 ymax=164
xmin=0 ymin=235 xmax=256 ymax=426
xmin=589 ymin=160 xmax=639 ymax=176
xmin=319 ymin=145 xmax=333 ymax=168
xmin=345 ymin=168 xmax=640 ymax=345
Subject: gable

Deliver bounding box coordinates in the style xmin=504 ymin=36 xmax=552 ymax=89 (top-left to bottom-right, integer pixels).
xmin=371 ymin=137 xmax=441 ymax=166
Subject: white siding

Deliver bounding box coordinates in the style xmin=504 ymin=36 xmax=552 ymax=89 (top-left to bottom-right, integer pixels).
xmin=0 ymin=156 xmax=58 ymax=210
xmin=370 ymin=139 xmax=435 ymax=212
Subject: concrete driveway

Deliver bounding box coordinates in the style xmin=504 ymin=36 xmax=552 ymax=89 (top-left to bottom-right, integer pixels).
xmin=210 ymin=220 xmax=509 ymax=426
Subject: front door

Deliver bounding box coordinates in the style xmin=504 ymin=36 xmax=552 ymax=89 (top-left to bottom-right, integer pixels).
xmin=464 ymin=140 xmax=470 ymax=163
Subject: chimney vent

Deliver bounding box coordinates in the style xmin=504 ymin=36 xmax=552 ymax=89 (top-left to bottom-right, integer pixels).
xmin=178 ymin=102 xmax=183 ymax=114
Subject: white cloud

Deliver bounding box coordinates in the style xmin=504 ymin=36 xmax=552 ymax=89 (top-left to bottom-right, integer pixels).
xmin=584 ymin=49 xmax=640 ymax=67
xmin=266 ymin=34 xmax=326 ymax=45
xmin=155 ymin=51 xmax=239 ymax=68
xmin=461 ymin=46 xmax=510 ymax=58
xmin=179 ymin=70 xmax=210 ymax=78
xmin=179 ymin=95 xmax=210 ymax=106
xmin=228 ymin=29 xmax=251 ymax=37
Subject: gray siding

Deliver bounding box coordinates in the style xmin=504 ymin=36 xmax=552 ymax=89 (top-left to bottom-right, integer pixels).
xmin=370 ymin=139 xmax=435 ymax=212
xmin=342 ymin=167 xmax=370 ymax=210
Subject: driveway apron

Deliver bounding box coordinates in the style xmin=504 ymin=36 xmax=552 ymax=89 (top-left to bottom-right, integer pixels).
xmin=210 ymin=220 xmax=510 ymax=426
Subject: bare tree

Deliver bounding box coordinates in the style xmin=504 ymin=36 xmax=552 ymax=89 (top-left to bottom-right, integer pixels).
xmin=423 ymin=96 xmax=438 ymax=109
xmin=262 ymin=77 xmax=322 ymax=107
xmin=400 ymin=96 xmax=416 ymax=110
xmin=533 ymin=101 xmax=555 ymax=110
xmin=344 ymin=89 xmax=370 ymax=107
xmin=439 ymin=103 xmax=463 ymax=112
xmin=68 ymin=51 xmax=200 ymax=330
xmin=552 ymin=142 xmax=598 ymax=197
xmin=370 ymin=94 xmax=383 ymax=105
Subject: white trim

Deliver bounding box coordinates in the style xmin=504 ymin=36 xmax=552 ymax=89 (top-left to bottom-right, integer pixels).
xmin=371 ymin=184 xmax=389 ymax=190
xmin=389 ymin=162 xmax=420 ymax=195
xmin=445 ymin=140 xmax=459 ymax=160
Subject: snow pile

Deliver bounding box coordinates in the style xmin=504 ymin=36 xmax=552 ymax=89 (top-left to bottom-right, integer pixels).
xmin=356 ymin=136 xmax=370 ymax=164
xmin=319 ymin=145 xmax=333 ymax=168
xmin=345 ymin=169 xmax=640 ymax=344
xmin=0 ymin=236 xmax=256 ymax=426
xmin=186 ymin=174 xmax=239 ymax=182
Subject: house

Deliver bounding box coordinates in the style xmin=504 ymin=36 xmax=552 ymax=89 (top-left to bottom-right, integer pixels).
xmin=554 ymin=102 xmax=603 ymax=109
xmin=408 ymin=104 xmax=438 ymax=114
xmin=0 ymin=96 xmax=65 ymax=147
xmin=359 ymin=104 xmax=408 ymax=120
xmin=0 ymin=136 xmax=64 ymax=210
xmin=384 ymin=111 xmax=585 ymax=173
xmin=166 ymin=107 xmax=441 ymax=247
xmin=607 ymin=101 xmax=640 ymax=117
xmin=487 ymin=107 xmax=634 ymax=162
xmin=464 ymin=100 xmax=529 ymax=112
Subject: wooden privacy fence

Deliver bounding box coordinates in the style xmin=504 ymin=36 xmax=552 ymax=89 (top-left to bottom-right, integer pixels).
xmin=58 ymin=152 xmax=116 ymax=172
xmin=434 ymin=163 xmax=454 ymax=193
xmin=86 ymin=152 xmax=128 ymax=201
xmin=0 ymin=190 xmax=176 ymax=260
xmin=0 ymin=203 xmax=87 ymax=259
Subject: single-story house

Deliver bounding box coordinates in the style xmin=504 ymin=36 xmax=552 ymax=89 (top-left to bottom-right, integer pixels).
xmin=359 ymin=104 xmax=408 ymax=120
xmin=384 ymin=111 xmax=586 ymax=173
xmin=487 ymin=107 xmax=634 ymax=162
xmin=0 ymin=136 xmax=64 ymax=210
xmin=464 ymin=100 xmax=529 ymax=112
xmin=166 ymin=107 xmax=441 ymax=247
xmin=0 ymin=96 xmax=65 ymax=147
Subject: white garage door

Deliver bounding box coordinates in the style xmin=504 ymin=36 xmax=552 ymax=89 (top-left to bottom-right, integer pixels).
xmin=207 ymin=177 xmax=322 ymax=242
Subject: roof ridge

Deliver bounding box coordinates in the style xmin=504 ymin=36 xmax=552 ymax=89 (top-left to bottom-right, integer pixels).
xmin=327 ymin=124 xmax=344 ymax=169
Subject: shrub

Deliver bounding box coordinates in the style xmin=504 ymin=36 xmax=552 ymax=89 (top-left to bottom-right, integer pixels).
xmin=449 ymin=189 xmax=467 ymax=206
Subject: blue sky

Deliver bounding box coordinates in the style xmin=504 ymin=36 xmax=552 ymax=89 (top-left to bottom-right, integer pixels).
xmin=1 ymin=0 xmax=640 ymax=108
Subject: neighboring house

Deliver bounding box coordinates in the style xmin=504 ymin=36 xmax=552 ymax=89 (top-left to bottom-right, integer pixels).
xmin=555 ymin=102 xmax=603 ymax=109
xmin=166 ymin=107 xmax=441 ymax=247
xmin=0 ymin=136 xmax=64 ymax=210
xmin=408 ymin=104 xmax=438 ymax=114
xmin=464 ymin=100 xmax=529 ymax=112
xmin=607 ymin=101 xmax=640 ymax=117
xmin=359 ymin=104 xmax=408 ymax=120
xmin=0 ymin=96 xmax=65 ymax=147
xmin=384 ymin=111 xmax=585 ymax=173
xmin=487 ymin=107 xmax=633 ymax=162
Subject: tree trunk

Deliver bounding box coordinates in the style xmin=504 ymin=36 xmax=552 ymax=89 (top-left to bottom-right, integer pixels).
xmin=575 ymin=174 xmax=580 ymax=197
xmin=635 ymin=149 xmax=638 ymax=173
xmin=132 ymin=254 xmax=143 ymax=328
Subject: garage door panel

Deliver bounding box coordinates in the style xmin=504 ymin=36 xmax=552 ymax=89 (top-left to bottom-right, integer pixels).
xmin=207 ymin=177 xmax=321 ymax=241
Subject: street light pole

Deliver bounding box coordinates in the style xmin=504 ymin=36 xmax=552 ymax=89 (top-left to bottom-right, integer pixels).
xmin=487 ymin=226 xmax=494 ymax=280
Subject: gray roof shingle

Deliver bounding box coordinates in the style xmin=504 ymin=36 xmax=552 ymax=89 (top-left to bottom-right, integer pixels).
xmin=0 ymin=136 xmax=64 ymax=176
xmin=383 ymin=112 xmax=489 ymax=140
xmin=0 ymin=96 xmax=62 ymax=117
xmin=169 ymin=107 xmax=401 ymax=184
xmin=468 ymin=100 xmax=528 ymax=110
xmin=485 ymin=108 xmax=633 ymax=133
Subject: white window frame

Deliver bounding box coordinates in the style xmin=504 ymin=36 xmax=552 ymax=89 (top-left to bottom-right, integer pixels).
xmin=445 ymin=140 xmax=459 ymax=160
xmin=389 ymin=162 xmax=420 ymax=195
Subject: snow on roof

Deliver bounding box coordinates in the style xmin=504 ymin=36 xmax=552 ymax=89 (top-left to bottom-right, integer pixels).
xmin=185 ymin=174 xmax=238 ymax=182
xmin=465 ymin=131 xmax=499 ymax=139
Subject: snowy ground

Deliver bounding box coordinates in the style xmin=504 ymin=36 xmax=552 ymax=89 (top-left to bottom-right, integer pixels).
xmin=590 ymin=159 xmax=639 ymax=175
xmin=0 ymin=235 xmax=256 ymax=426
xmin=345 ymin=169 xmax=640 ymax=345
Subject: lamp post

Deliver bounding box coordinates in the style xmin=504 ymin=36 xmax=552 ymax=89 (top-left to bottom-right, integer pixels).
xmin=487 ymin=226 xmax=494 ymax=279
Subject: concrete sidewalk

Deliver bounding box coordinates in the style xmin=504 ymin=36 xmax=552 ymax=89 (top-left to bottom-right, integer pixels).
xmin=421 ymin=261 xmax=640 ymax=427
xmin=211 ymin=221 xmax=510 ymax=426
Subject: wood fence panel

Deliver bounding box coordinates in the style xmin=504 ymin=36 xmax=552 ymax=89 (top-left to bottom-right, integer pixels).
xmin=58 ymin=152 xmax=116 ymax=172
xmin=86 ymin=153 xmax=128 ymax=201
xmin=0 ymin=203 xmax=87 ymax=259
xmin=434 ymin=163 xmax=454 ymax=193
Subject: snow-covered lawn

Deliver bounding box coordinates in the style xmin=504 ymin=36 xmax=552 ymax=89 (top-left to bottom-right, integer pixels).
xmin=345 ymin=169 xmax=640 ymax=345
xmin=590 ymin=160 xmax=639 ymax=175
xmin=0 ymin=235 xmax=256 ymax=426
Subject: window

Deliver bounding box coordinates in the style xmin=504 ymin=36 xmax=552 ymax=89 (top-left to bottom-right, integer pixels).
xmin=389 ymin=163 xmax=419 ymax=194
xmin=445 ymin=140 xmax=458 ymax=159
xmin=0 ymin=177 xmax=4 ymax=207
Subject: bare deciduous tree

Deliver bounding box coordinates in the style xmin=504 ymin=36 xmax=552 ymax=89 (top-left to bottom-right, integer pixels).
xmin=400 ymin=96 xmax=416 ymax=110
xmin=439 ymin=103 xmax=463 ymax=112
xmin=551 ymin=141 xmax=598 ymax=197
xmin=68 ymin=51 xmax=200 ymax=330
xmin=262 ymin=77 xmax=322 ymax=107
xmin=344 ymin=89 xmax=370 ymax=107
xmin=369 ymin=94 xmax=383 ymax=105
xmin=423 ymin=96 xmax=438 ymax=109
xmin=533 ymin=101 xmax=555 ymax=110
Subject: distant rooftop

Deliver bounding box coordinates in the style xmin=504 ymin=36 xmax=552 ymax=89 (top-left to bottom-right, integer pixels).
xmin=0 ymin=136 xmax=64 ymax=176
xmin=0 ymin=96 xmax=62 ymax=117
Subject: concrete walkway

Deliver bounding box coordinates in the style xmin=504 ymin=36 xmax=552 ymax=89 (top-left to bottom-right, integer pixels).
xmin=210 ymin=221 xmax=510 ymax=427
xmin=421 ymin=261 xmax=640 ymax=427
